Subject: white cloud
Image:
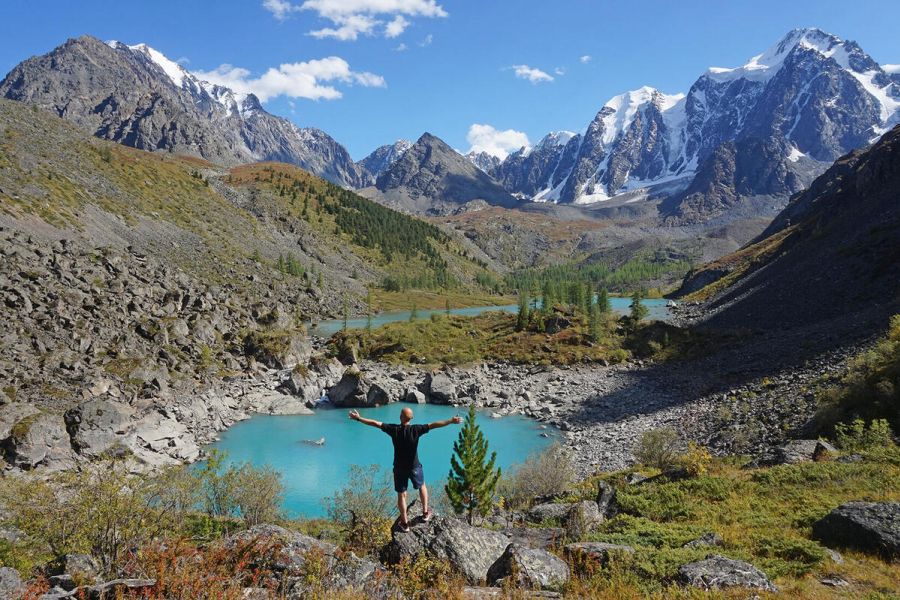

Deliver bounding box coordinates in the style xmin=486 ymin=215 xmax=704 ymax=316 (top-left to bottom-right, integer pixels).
xmin=308 ymin=13 xmax=379 ymax=40
xmin=263 ymin=0 xmax=297 ymax=20
xmin=511 ymin=64 xmax=554 ymax=84
xmin=395 ymin=42 xmax=409 ymax=51
xmin=579 ymin=55 xmax=592 ymax=64
xmin=264 ymin=0 xmax=447 ymax=40
xmin=554 ymin=67 xmax=566 ymax=76
xmin=193 ymin=57 xmax=386 ymax=102
xmin=466 ymin=124 xmax=530 ymax=160
xmin=419 ymin=33 xmax=433 ymax=47
xmin=385 ymin=15 xmax=410 ymax=38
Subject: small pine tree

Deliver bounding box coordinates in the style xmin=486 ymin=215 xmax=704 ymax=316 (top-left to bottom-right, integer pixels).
xmin=630 ymin=289 xmax=649 ymax=324
xmin=515 ymin=291 xmax=530 ymax=332
xmin=541 ymin=281 xmax=554 ymax=314
xmin=589 ymin=303 xmax=603 ymax=343
xmin=409 ymin=303 xmax=418 ymax=322
xmin=366 ymin=289 xmax=373 ymax=331
xmin=445 ymin=299 xmax=451 ymax=317
xmin=597 ymin=287 xmax=611 ymax=314
xmin=446 ymin=406 xmax=501 ymax=525
xmin=277 ymin=254 xmax=286 ymax=273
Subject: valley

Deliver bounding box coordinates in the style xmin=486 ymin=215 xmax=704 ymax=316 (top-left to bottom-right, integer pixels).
xmin=0 ymin=17 xmax=899 ymax=600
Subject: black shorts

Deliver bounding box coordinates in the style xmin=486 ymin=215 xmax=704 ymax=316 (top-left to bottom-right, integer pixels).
xmin=393 ymin=464 xmax=425 ymax=492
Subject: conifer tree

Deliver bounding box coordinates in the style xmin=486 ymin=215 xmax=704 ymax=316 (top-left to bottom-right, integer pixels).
xmin=597 ymin=287 xmax=611 ymax=314
xmin=589 ymin=303 xmax=603 ymax=343
xmin=445 ymin=299 xmax=451 ymax=317
xmin=630 ymin=288 xmax=649 ymax=324
xmin=515 ymin=290 xmax=530 ymax=331
xmin=446 ymin=406 xmax=501 ymax=525
xmin=409 ymin=303 xmax=418 ymax=322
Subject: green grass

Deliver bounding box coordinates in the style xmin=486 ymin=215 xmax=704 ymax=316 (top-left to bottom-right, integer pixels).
xmin=570 ymin=449 xmax=900 ymax=597
xmin=330 ymin=310 xmax=701 ymax=367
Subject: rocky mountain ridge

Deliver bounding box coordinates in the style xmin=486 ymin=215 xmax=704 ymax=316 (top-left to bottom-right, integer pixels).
xmin=370 ymin=132 xmax=518 ymax=215
xmin=492 ymin=28 xmax=900 ymax=223
xmin=0 ymin=35 xmax=368 ymax=188
xmin=679 ymin=124 xmax=900 ymax=333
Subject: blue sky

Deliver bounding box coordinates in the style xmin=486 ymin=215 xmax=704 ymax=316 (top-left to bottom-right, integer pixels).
xmin=1 ymin=0 xmax=899 ymax=159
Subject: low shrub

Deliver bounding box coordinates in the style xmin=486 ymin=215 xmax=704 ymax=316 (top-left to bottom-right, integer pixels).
xmin=633 ymin=428 xmax=681 ymax=472
xmin=497 ymin=444 xmax=576 ymax=510
xmin=325 ymin=465 xmax=393 ymax=556
xmin=834 ymin=418 xmax=894 ymax=451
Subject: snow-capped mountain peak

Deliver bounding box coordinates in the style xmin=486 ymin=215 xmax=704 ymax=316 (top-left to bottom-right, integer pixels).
xmin=494 ymin=28 xmax=900 ymax=208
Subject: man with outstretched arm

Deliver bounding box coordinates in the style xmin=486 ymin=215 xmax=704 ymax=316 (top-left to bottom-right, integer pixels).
xmin=349 ymin=407 xmax=462 ymax=532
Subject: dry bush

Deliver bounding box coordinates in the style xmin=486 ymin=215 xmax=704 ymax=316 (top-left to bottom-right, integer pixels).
xmin=497 ymin=444 xmax=576 ymax=509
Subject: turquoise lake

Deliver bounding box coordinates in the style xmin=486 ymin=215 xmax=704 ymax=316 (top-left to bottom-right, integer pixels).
xmin=206 ymin=404 xmax=558 ymax=517
xmin=308 ymin=297 xmax=669 ymax=337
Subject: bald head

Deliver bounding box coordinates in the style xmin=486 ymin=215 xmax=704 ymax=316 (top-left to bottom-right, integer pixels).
xmin=400 ymin=407 xmax=413 ymax=424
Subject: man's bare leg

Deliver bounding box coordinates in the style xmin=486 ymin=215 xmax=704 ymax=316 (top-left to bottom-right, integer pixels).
xmin=397 ymin=491 xmax=408 ymax=526
xmin=419 ymin=484 xmax=429 ymax=513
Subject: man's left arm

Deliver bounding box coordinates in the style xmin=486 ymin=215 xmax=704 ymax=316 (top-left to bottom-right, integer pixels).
xmin=426 ymin=415 xmax=463 ymax=430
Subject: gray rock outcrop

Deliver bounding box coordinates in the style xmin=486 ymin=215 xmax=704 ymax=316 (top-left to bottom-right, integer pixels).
xmin=0 ymin=567 xmax=23 ymax=600
xmin=380 ymin=507 xmax=509 ymax=583
xmin=677 ymin=555 xmax=777 ymax=592
xmin=486 ymin=543 xmax=569 ymax=589
xmin=64 ymin=399 xmax=134 ymax=458
xmin=812 ymin=502 xmax=900 ymax=558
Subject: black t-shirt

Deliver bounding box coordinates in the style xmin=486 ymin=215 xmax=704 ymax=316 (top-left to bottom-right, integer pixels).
xmin=381 ymin=423 xmax=430 ymax=471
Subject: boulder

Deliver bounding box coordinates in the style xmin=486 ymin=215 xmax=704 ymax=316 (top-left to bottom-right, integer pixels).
xmin=225 ymin=525 xmax=383 ymax=595
xmin=57 ymin=554 xmax=101 ymax=584
xmin=280 ymin=368 xmax=322 ymax=402
xmin=64 ymin=399 xmax=134 ymax=458
xmin=0 ymin=404 xmax=39 ymax=440
xmin=6 ymin=412 xmax=71 ymax=470
xmin=525 ymin=502 xmax=572 ymax=524
xmin=247 ymin=390 xmax=315 ymax=416
xmin=380 ymin=506 xmax=509 ymax=583
xmin=812 ymin=502 xmax=900 ymax=558
xmin=565 ymin=501 xmax=604 ymax=539
xmin=543 ymin=316 xmax=571 ymax=334
xmin=327 ymin=368 xmax=385 ymax=408
xmin=563 ymin=542 xmax=635 ymax=567
xmin=366 ymin=383 xmax=389 ymax=406
xmin=774 ymin=439 xmax=838 ymax=464
xmin=596 ymin=481 xmax=617 ymax=518
xmin=428 ymin=373 xmax=456 ymax=404
xmin=463 ymin=588 xmax=560 ymax=599
xmin=0 ymin=567 xmax=23 ymax=600
xmin=405 ymin=388 xmax=427 ymax=404
xmin=486 ymin=543 xmax=569 ymax=589
xmin=677 ymin=555 xmax=777 ymax=592
xmin=683 ymin=532 xmax=725 ymax=549
xmin=243 ymin=329 xmax=312 ymax=370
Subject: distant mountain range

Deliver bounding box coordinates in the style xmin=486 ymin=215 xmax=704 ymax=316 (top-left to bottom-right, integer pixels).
xmin=492 ymin=28 xmax=899 ymax=219
xmin=3 ymin=29 xmax=897 ymax=225
xmin=0 ymin=35 xmax=368 ymax=188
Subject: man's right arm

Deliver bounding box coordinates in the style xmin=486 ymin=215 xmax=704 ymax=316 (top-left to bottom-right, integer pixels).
xmin=348 ymin=410 xmax=382 ymax=428
xmin=427 ymin=415 xmax=463 ymax=430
